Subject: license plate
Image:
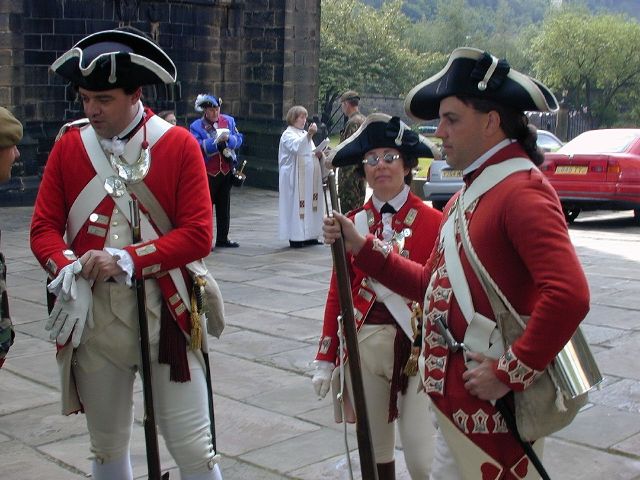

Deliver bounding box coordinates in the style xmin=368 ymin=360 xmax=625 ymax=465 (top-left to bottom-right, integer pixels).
xmin=441 ymin=169 xmax=462 ymax=178
xmin=555 ymin=165 xmax=588 ymax=175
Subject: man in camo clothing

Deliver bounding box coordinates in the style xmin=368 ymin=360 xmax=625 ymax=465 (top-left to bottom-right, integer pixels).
xmin=0 ymin=106 xmax=23 ymax=367
xmin=336 ymin=90 xmax=366 ymax=213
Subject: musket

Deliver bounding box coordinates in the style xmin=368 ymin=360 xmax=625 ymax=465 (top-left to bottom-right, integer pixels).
xmin=434 ymin=318 xmax=551 ymax=479
xmin=130 ymin=198 xmax=169 ymax=480
xmin=496 ymin=397 xmax=551 ymax=480
xmin=322 ymin=171 xmax=378 ymax=480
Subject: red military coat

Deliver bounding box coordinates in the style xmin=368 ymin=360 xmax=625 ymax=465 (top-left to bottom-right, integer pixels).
xmin=30 ymin=108 xmax=213 ymax=336
xmin=354 ymin=143 xmax=590 ymax=478
xmin=316 ymin=191 xmax=442 ymax=365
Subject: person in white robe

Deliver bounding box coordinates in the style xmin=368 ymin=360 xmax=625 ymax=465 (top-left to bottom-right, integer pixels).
xmin=278 ymin=105 xmax=326 ymax=248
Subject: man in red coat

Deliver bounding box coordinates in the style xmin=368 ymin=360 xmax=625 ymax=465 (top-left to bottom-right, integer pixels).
xmin=30 ymin=29 xmax=222 ymax=480
xmin=323 ymin=48 xmax=590 ymax=479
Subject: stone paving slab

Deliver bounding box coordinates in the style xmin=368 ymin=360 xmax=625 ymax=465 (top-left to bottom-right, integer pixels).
xmin=219 ymin=282 xmax=325 ymax=314
xmin=544 ymin=437 xmax=640 ymax=479
xmin=584 ymin=303 xmax=640 ymax=330
xmin=250 ymin=260 xmax=331 ymax=278
xmin=209 ymin=351 xmax=306 ymax=401
xmin=554 ymin=404 xmax=640 ymax=449
xmin=1 ymin=189 xmax=640 ymax=479
xmin=4 ymin=349 xmax=60 ymax=389
xmin=615 ymin=432 xmax=640 ymax=458
xmin=247 ymin=378 xmax=326 ymax=417
xmin=589 ymin=378 xmax=640 ymax=414
xmin=225 ymin=307 xmax=320 ymax=342
xmin=293 ymin=448 xmax=419 ymax=480
xmin=0 ymin=402 xmax=87 ymax=447
xmin=210 ymin=328 xmax=310 ymax=363
xmin=246 ymin=274 xmax=328 ymax=295
xmin=264 ymin=344 xmax=318 ymax=374
xmin=37 ymin=425 xmax=177 ymax=479
xmin=238 ymin=427 xmax=358 ymax=475
xmin=0 ymin=439 xmax=86 ymax=479
xmin=0 ymin=370 xmax=59 ymax=415
xmin=215 ymin=396 xmax=320 ymax=458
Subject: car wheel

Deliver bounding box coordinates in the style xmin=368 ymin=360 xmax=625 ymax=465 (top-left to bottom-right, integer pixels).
xmin=432 ymin=201 xmax=447 ymax=211
xmin=563 ymin=207 xmax=581 ymax=224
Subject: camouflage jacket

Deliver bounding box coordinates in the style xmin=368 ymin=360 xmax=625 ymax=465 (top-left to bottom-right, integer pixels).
xmin=338 ymin=111 xmax=367 ymax=213
xmin=0 ymin=234 xmax=13 ymax=368
xmin=340 ymin=111 xmax=366 ymax=142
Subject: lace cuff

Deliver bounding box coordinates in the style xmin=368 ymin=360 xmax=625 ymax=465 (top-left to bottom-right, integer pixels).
xmin=105 ymin=247 xmax=133 ymax=286
xmin=494 ymin=346 xmax=543 ymax=391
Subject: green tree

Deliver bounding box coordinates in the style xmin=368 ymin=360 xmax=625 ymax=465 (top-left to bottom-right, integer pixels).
xmin=531 ymin=9 xmax=640 ymax=127
xmin=320 ymin=0 xmax=445 ymax=103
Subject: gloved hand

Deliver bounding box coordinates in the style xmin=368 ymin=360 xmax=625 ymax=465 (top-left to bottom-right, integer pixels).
xmin=47 ymin=259 xmax=83 ymax=301
xmin=46 ymin=276 xmax=94 ymax=348
xmin=312 ymin=360 xmax=335 ymax=399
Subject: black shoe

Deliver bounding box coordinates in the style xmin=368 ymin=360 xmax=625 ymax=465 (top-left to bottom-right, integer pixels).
xmin=304 ymin=239 xmax=322 ymax=246
xmin=289 ymin=240 xmax=306 ymax=248
xmin=216 ymin=240 xmax=239 ymax=248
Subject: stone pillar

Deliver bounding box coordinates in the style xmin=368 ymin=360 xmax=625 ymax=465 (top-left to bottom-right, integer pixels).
xmin=0 ymin=0 xmax=39 ymax=203
xmin=238 ymin=0 xmax=321 ymax=190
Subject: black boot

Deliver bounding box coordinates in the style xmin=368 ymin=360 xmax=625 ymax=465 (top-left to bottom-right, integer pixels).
xmin=376 ymin=461 xmax=395 ymax=480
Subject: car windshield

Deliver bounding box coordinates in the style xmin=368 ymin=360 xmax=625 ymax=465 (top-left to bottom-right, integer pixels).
xmin=558 ymin=130 xmax=640 ymax=154
xmin=538 ymin=135 xmax=561 ymax=151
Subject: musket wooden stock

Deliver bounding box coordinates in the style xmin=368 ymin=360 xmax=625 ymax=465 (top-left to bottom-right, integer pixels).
xmin=130 ymin=199 xmax=169 ymax=480
xmin=323 ymin=171 xmax=378 ymax=479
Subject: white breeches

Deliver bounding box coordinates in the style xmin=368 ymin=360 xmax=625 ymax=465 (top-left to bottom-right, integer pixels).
xmin=429 ymin=425 xmax=463 ymax=480
xmin=347 ymin=324 xmax=435 ymax=478
xmin=73 ymin=343 xmax=216 ymax=475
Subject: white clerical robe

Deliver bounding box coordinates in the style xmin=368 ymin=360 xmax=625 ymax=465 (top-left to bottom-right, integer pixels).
xmin=278 ymin=126 xmax=324 ymax=241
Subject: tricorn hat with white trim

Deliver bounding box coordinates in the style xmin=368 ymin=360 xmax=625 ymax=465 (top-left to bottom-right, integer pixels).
xmin=331 ymin=113 xmax=440 ymax=167
xmin=51 ymin=29 xmax=177 ymax=91
xmin=405 ymin=47 xmax=558 ymax=121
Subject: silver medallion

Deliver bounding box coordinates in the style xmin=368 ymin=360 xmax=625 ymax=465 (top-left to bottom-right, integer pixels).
xmin=104 ymin=176 xmax=127 ymax=198
xmin=402 ymin=227 xmax=412 ymax=238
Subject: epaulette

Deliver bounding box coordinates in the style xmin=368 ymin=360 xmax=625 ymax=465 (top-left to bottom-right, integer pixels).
xmin=55 ymin=118 xmax=90 ymax=143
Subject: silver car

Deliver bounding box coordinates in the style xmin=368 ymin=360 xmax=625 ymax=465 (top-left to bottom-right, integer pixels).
xmin=423 ymin=129 xmax=563 ymax=210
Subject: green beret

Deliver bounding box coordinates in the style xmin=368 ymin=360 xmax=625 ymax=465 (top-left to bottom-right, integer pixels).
xmin=0 ymin=107 xmax=23 ymax=148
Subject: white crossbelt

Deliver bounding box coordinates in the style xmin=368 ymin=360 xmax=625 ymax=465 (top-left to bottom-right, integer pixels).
xmin=354 ymin=210 xmax=413 ymax=340
xmin=66 ymin=115 xmax=170 ymax=244
xmin=65 ymin=116 xmax=193 ymax=312
xmin=441 ymin=157 xmax=535 ymax=358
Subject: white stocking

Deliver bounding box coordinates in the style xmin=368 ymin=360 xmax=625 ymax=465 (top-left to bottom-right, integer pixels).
xmin=92 ymin=453 xmax=133 ymax=480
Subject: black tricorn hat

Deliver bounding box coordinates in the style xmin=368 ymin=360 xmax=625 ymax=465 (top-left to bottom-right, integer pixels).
xmin=51 ymin=29 xmax=177 ymax=91
xmin=405 ymin=47 xmax=558 ymax=121
xmin=331 ymin=113 xmax=440 ymax=167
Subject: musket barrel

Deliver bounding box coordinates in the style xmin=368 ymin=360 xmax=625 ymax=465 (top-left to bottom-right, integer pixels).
xmin=130 ymin=199 xmax=167 ymax=480
xmin=323 ymin=171 xmax=378 ymax=480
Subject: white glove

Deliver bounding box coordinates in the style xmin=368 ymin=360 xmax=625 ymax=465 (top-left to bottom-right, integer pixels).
xmin=46 ymin=276 xmax=94 ymax=348
xmin=47 ymin=259 xmax=83 ymax=301
xmin=312 ymin=360 xmax=335 ymax=399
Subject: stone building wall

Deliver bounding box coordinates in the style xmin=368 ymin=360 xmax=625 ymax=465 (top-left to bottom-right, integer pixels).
xmin=0 ymin=0 xmax=321 ymax=203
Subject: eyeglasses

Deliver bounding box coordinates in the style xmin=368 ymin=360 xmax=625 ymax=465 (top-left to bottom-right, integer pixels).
xmin=362 ymin=153 xmax=401 ymax=167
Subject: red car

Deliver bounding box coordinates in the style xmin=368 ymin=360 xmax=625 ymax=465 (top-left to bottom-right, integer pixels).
xmin=540 ymin=129 xmax=640 ymax=223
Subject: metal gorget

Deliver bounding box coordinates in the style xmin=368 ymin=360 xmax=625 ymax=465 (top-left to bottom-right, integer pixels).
xmin=108 ymin=143 xmax=151 ymax=184
xmin=101 ymin=117 xmax=151 ymax=197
